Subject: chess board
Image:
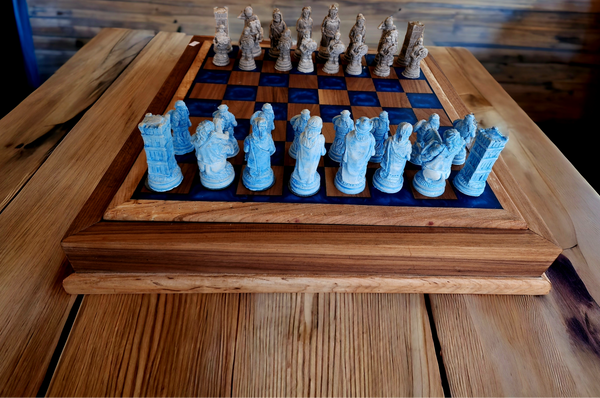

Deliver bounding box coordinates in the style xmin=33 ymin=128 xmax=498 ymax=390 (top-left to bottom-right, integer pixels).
xmin=61 ymin=37 xmax=562 ymax=295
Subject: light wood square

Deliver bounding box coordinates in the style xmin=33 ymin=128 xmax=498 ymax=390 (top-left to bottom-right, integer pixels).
xmin=190 ymin=117 xmax=212 ymax=132
xmin=351 ymin=106 xmax=384 ymax=119
xmin=288 ymin=104 xmax=320 ymax=120
xmin=319 ymin=89 xmax=350 ymax=105
xmin=413 ymin=109 xmax=453 ymax=126
xmin=272 ymin=120 xmax=287 ymax=141
xmin=345 ymin=77 xmax=376 ymax=91
xmin=400 ymin=79 xmax=432 ymax=93
xmin=368 ymin=66 xmax=398 ymax=79
xmin=377 ymin=92 xmax=411 ymax=108
xmin=256 ymin=86 xmax=289 ymax=103
xmin=189 ymin=83 xmax=226 ymax=100
xmin=322 ymin=123 xmax=335 ymax=143
xmin=204 ymin=58 xmax=234 ymax=70
xmin=230 ymin=141 xmax=245 ymax=166
xmin=236 ymin=165 xmax=284 ymax=195
xmin=228 ymin=71 xmax=260 ymax=85
xmin=405 ymin=169 xmax=457 ymax=200
xmin=261 ymin=60 xmax=289 ymax=74
xmin=289 ymin=74 xmax=318 ymax=89
xmin=220 ymin=100 xmax=256 ymax=119
xmin=324 ymin=167 xmax=371 ymax=197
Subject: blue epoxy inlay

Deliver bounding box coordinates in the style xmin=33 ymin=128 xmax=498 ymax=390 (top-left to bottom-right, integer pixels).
xmin=382 ymin=107 xmax=418 ymax=125
xmin=288 ymin=88 xmax=319 ymax=104
xmin=348 ymin=91 xmax=380 ymax=107
xmin=255 ymin=102 xmax=288 ymax=120
xmin=195 ymin=70 xmax=231 ymax=84
xmin=259 ymin=73 xmax=289 ymax=87
xmin=373 ymin=79 xmax=403 ymax=92
xmin=407 ymin=93 xmax=443 ymax=109
xmin=185 ymin=99 xmax=221 ymax=117
xmin=318 ymin=76 xmax=347 ymax=90
xmin=223 ymin=85 xmax=258 ymax=101
xmin=319 ymin=105 xmax=352 ymax=122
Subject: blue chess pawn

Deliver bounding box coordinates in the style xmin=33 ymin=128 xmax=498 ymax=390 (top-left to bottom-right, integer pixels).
xmin=191 ymin=120 xmax=237 ymax=190
xmin=373 ymin=122 xmax=413 ymax=193
xmin=288 ymin=109 xmax=311 ymax=159
xmin=413 ymin=129 xmax=465 ymax=197
xmin=212 ymin=104 xmax=239 ymax=157
xmin=251 ymin=103 xmax=276 ymax=136
xmin=452 ymin=113 xmax=477 ymax=165
xmin=290 ymin=116 xmax=327 ymax=197
xmin=167 ymin=100 xmax=194 ymax=155
xmin=410 ymin=113 xmax=441 ymax=165
xmin=453 ymin=126 xmax=508 ymax=197
xmin=243 ymin=116 xmax=277 ymax=191
xmin=334 ymin=116 xmax=376 ymax=194
xmin=328 ymin=110 xmax=354 ymax=162
xmin=369 ymin=111 xmax=390 ymax=163
xmin=139 ymin=113 xmax=183 ymax=192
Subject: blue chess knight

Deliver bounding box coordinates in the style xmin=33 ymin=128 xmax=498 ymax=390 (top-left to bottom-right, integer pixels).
xmin=191 ymin=120 xmax=237 ymax=190
xmin=139 ymin=113 xmax=183 ymax=192
xmin=243 ymin=116 xmax=277 ymax=191
xmin=334 ymin=117 xmax=376 ymax=194
xmin=288 ymin=109 xmax=311 ymax=159
xmin=373 ymin=122 xmax=413 ymax=193
xmin=167 ymin=100 xmax=194 ymax=155
xmin=328 ymin=110 xmax=354 ymax=162
xmin=289 ymin=116 xmax=327 ymax=197
xmin=370 ymin=111 xmax=390 ymax=163
xmin=213 ymin=104 xmax=239 ymax=157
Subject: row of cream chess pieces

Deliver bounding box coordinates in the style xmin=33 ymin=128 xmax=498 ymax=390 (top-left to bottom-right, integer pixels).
xmin=212 ymin=5 xmax=428 ymax=78
xmin=141 ymin=100 xmax=507 ymax=198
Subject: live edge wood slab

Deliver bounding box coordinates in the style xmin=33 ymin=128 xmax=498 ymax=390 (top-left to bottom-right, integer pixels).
xmin=61 ymin=37 xmax=561 ymax=295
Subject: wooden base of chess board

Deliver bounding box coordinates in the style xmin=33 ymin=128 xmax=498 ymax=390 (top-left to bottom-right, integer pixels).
xmin=61 ymin=36 xmax=561 ymax=295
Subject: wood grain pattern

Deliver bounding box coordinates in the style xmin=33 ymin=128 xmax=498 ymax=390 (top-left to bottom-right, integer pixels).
xmin=0 ymin=28 xmax=153 ymax=212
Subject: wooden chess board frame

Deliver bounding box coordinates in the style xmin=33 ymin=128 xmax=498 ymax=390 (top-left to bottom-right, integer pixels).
xmin=61 ymin=36 xmax=562 ymax=295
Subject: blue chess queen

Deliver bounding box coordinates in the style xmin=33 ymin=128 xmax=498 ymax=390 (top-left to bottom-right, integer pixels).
xmin=242 ymin=116 xmax=276 ymax=191
xmin=373 ymin=122 xmax=413 ymax=193
xmin=334 ymin=116 xmax=376 ymax=194
xmin=191 ymin=120 xmax=237 ymax=190
xmin=289 ymin=116 xmax=326 ymax=197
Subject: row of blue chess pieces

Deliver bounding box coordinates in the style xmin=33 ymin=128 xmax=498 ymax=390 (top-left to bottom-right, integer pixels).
xmin=139 ymin=101 xmax=509 ymax=198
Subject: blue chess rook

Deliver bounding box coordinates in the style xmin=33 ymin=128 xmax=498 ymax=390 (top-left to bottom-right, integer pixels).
xmin=452 ymin=113 xmax=477 ymax=165
xmin=191 ymin=120 xmax=236 ymax=190
xmin=290 ymin=116 xmax=327 ymax=197
xmin=373 ymin=122 xmax=413 ymax=193
xmin=213 ymin=104 xmax=239 ymax=157
xmin=370 ymin=111 xmax=390 ymax=163
xmin=139 ymin=113 xmax=183 ymax=192
xmin=243 ymin=116 xmax=277 ymax=191
xmin=453 ymin=126 xmax=508 ymax=197
xmin=167 ymin=100 xmax=194 ymax=155
xmin=328 ymin=110 xmax=354 ymax=162
xmin=410 ymin=113 xmax=441 ymax=165
xmin=288 ymin=109 xmax=311 ymax=159
xmin=413 ymin=129 xmax=465 ymax=197
xmin=334 ymin=116 xmax=376 ymax=194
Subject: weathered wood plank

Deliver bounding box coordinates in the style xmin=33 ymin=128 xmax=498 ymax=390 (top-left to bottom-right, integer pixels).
xmin=0 ymin=31 xmax=191 ymax=396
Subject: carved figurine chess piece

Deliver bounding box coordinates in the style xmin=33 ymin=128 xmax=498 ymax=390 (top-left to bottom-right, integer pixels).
xmin=289 ymin=109 xmax=311 ymax=159
xmin=413 ymin=129 xmax=465 ymax=197
xmin=328 ymin=110 xmax=354 ymax=162
xmin=334 ymin=116 xmax=376 ymax=194
xmin=238 ymin=6 xmax=263 ymax=57
xmin=375 ymin=16 xmax=398 ymax=65
xmin=166 ymin=100 xmax=194 ymax=155
xmin=242 ymin=116 xmax=276 ymax=191
xmin=214 ymin=6 xmax=232 ymax=52
xmin=212 ymin=25 xmax=231 ymax=67
xmin=402 ymin=37 xmax=428 ymax=79
xmin=275 ymin=28 xmax=293 ymax=71
xmin=250 ymin=103 xmax=276 ymax=137
xmin=451 ymin=113 xmax=477 ymax=165
xmin=344 ymin=13 xmax=366 ymax=63
xmin=239 ymin=26 xmax=257 ymax=71
xmin=345 ymin=37 xmax=368 ymax=76
xmin=191 ymin=120 xmax=236 ymax=190
xmin=453 ymin=126 xmax=508 ymax=197
xmin=373 ymin=33 xmax=397 ymax=77
xmin=370 ymin=111 xmax=390 ymax=163
xmin=373 ymin=122 xmax=413 ymax=193
xmin=410 ymin=113 xmax=441 ymax=165
xmin=317 ymin=3 xmax=341 ymax=62
xmin=295 ymin=6 xmax=313 ymax=59
xmin=212 ymin=104 xmax=239 ymax=157
xmin=322 ymin=32 xmax=345 ymax=74
xmin=297 ymin=31 xmax=317 ymax=73
xmin=139 ymin=113 xmax=183 ymax=192
xmin=289 ymin=116 xmax=327 ymax=197
xmin=397 ymin=21 xmax=424 ymax=67
xmin=269 ymin=8 xmax=287 ymax=58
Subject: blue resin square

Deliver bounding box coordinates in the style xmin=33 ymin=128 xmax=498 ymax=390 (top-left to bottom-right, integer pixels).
xmin=348 ymin=91 xmax=381 ymax=107
xmin=320 ymin=105 xmax=352 ymax=122
xmin=195 ymin=70 xmax=231 ymax=84
xmin=373 ymin=79 xmax=403 ymax=92
xmin=288 ymin=88 xmax=319 ymax=104
xmin=407 ymin=93 xmax=443 ymax=109
xmin=184 ymin=98 xmax=221 ymax=117
xmin=259 ymin=73 xmax=289 ymax=87
xmin=234 ymin=119 xmax=251 ymax=140
xmin=223 ymin=85 xmax=258 ymax=101
xmin=318 ymin=76 xmax=347 ymax=90
xmin=255 ymin=102 xmax=287 ymax=120
xmin=382 ymin=107 xmax=418 ymax=125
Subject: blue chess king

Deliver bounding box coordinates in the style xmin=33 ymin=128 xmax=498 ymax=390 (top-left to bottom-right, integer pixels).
xmin=370 ymin=111 xmax=390 ymax=163
xmin=243 ymin=116 xmax=276 ymax=191
xmin=139 ymin=113 xmax=183 ymax=192
xmin=373 ymin=122 xmax=413 ymax=193
xmin=328 ymin=110 xmax=354 ymax=162
xmin=453 ymin=126 xmax=509 ymax=197
xmin=213 ymin=104 xmax=239 ymax=157
xmin=191 ymin=120 xmax=237 ymax=190
xmin=288 ymin=109 xmax=311 ymax=159
xmin=289 ymin=116 xmax=326 ymax=197
xmin=334 ymin=116 xmax=376 ymax=194
xmin=167 ymin=100 xmax=194 ymax=155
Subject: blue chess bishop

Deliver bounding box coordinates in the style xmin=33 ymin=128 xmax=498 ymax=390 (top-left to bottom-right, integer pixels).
xmin=328 ymin=110 xmax=354 ymax=162
xmin=413 ymin=128 xmax=465 ymax=197
xmin=191 ymin=120 xmax=237 ymax=190
xmin=334 ymin=116 xmax=376 ymax=194
xmin=289 ymin=116 xmax=326 ymax=197
xmin=243 ymin=116 xmax=277 ymax=191
xmin=139 ymin=113 xmax=183 ymax=192
xmin=370 ymin=111 xmax=390 ymax=163
xmin=410 ymin=113 xmax=441 ymax=166
xmin=452 ymin=113 xmax=478 ymax=165
xmin=167 ymin=100 xmax=194 ymax=155
xmin=251 ymin=103 xmax=276 ymax=136
xmin=373 ymin=122 xmax=413 ymax=193
xmin=213 ymin=104 xmax=239 ymax=157
xmin=288 ymin=109 xmax=311 ymax=159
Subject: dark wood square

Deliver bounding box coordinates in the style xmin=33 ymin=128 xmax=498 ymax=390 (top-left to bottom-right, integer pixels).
xmin=236 ymin=165 xmax=284 ymax=195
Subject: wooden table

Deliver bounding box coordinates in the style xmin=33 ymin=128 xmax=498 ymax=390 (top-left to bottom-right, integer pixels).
xmin=1 ymin=29 xmax=599 ymax=397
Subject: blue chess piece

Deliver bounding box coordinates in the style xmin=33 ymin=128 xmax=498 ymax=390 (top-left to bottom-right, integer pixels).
xmin=334 ymin=116 xmax=376 ymax=194
xmin=452 ymin=113 xmax=477 ymax=165
xmin=453 ymin=126 xmax=508 ymax=197
xmin=167 ymin=100 xmax=194 ymax=155
xmin=251 ymin=103 xmax=276 ymax=136
xmin=243 ymin=116 xmax=277 ymax=191
xmin=290 ymin=116 xmax=327 ymax=197
xmin=328 ymin=110 xmax=354 ymax=162
xmin=139 ymin=113 xmax=183 ymax=192
xmin=373 ymin=122 xmax=413 ymax=193
xmin=212 ymin=104 xmax=239 ymax=157
xmin=369 ymin=111 xmax=390 ymax=163
xmin=410 ymin=113 xmax=442 ymax=165
xmin=191 ymin=120 xmax=237 ymax=190
xmin=413 ymin=128 xmax=465 ymax=197
xmin=288 ymin=109 xmax=311 ymax=159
